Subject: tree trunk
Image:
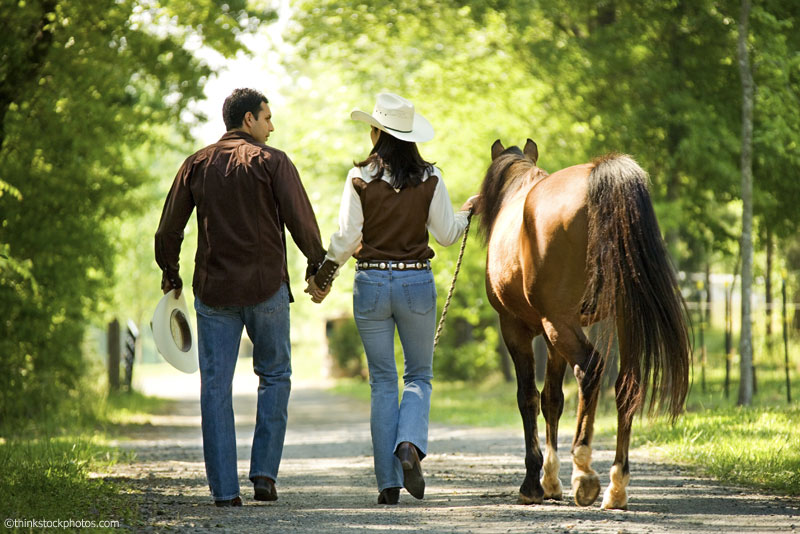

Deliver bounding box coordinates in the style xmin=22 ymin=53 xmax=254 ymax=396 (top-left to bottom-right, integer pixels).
xmin=705 ymin=261 xmax=712 ymax=328
xmin=737 ymin=0 xmax=754 ymax=406
xmin=0 ymin=0 xmax=57 ymax=152
xmin=766 ymin=229 xmax=773 ymax=344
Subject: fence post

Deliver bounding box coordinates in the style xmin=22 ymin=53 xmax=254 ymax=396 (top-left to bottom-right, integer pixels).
xmin=697 ymin=281 xmax=707 ymax=393
xmin=782 ymin=272 xmax=791 ymax=403
xmin=724 ymin=281 xmax=732 ymax=398
xmin=123 ymin=320 xmax=138 ymax=392
xmin=107 ymin=318 xmax=120 ymax=392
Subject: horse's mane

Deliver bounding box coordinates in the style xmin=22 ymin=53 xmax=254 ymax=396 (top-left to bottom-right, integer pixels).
xmin=478 ymin=147 xmax=538 ymax=242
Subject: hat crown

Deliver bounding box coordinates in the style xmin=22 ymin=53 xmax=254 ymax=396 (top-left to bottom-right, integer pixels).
xmin=350 ymin=92 xmax=433 ymax=142
xmin=372 ymin=93 xmax=414 ymax=133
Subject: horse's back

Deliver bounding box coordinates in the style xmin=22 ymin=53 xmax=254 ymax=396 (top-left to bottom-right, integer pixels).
xmin=521 ymin=163 xmax=593 ymax=316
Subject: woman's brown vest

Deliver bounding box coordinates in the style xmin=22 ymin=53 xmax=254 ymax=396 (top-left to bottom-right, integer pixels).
xmin=352 ymin=173 xmax=439 ymax=261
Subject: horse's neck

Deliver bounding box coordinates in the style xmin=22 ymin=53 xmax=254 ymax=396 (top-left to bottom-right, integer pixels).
xmin=495 ymin=168 xmax=547 ymax=239
xmin=492 ymin=187 xmax=528 ymax=239
xmin=532 ymin=167 xmax=549 ymax=186
xmin=503 ymin=168 xmax=542 ymax=202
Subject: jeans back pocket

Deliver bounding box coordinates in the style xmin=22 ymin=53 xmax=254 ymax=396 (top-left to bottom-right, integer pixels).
xmin=354 ymin=278 xmax=384 ymax=315
xmin=402 ymin=278 xmax=436 ymax=315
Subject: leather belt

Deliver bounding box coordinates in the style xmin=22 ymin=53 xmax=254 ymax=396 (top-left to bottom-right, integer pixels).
xmin=356 ymin=260 xmax=430 ymax=271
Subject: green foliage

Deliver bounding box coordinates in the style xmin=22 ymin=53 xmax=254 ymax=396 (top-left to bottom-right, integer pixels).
xmin=3 ymin=0 xmax=798 ymax=429
xmin=285 ymin=0 xmax=590 ymax=380
xmin=285 ymin=0 xmax=800 ymax=381
xmin=750 ymin=3 xmax=800 ymax=240
xmin=0 ymin=0 xmax=271 ymax=424
xmin=325 ymin=316 xmax=366 ymax=378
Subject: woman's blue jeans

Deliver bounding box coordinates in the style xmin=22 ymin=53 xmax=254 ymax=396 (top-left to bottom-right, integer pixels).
xmin=353 ymin=266 xmax=436 ymax=492
xmin=194 ymin=284 xmax=292 ymax=502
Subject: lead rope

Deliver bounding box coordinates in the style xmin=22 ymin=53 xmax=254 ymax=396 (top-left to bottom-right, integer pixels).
xmin=433 ymin=209 xmax=474 ymax=350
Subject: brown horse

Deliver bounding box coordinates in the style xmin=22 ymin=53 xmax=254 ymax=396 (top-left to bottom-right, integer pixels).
xmin=479 ymin=139 xmax=691 ymax=509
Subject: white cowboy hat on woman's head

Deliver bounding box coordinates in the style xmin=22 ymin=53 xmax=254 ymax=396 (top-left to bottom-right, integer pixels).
xmin=150 ymin=290 xmax=199 ymax=374
xmin=350 ymin=92 xmax=434 ymax=143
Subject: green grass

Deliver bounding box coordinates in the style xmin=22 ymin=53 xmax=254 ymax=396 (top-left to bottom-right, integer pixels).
xmin=633 ymin=405 xmax=800 ymax=494
xmin=0 ymin=438 xmax=134 ymax=531
xmin=0 ymin=389 xmax=169 ymax=532
xmin=330 ymin=356 xmax=800 ymax=495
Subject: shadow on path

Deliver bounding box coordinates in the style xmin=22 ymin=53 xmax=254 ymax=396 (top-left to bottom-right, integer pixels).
xmin=108 ymin=383 xmax=800 ymax=533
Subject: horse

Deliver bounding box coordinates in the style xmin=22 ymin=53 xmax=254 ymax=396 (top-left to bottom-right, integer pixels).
xmin=478 ymin=139 xmax=691 ymax=509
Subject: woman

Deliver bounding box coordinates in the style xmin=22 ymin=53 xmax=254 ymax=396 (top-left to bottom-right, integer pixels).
xmin=308 ymin=93 xmax=478 ymax=504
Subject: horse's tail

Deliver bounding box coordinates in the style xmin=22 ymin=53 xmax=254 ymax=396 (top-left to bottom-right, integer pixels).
xmin=584 ymin=154 xmax=691 ymax=420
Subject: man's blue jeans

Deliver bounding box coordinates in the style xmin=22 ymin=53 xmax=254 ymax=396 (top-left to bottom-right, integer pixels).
xmin=194 ymin=284 xmax=292 ymax=502
xmin=353 ymin=267 xmax=436 ymax=492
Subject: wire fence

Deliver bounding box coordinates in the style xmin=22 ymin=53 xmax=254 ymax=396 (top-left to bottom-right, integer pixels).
xmin=682 ymin=275 xmax=798 ymax=403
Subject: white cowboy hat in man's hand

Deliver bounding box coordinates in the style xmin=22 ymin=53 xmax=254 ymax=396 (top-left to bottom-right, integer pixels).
xmin=150 ymin=289 xmax=199 ymax=374
xmin=350 ymin=92 xmax=434 ymax=143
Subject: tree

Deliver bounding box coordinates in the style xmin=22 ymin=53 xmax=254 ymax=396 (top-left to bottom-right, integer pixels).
xmin=285 ymin=0 xmax=591 ymax=379
xmin=0 ymin=0 xmax=271 ymax=422
xmin=284 ymin=0 xmax=800 ymax=382
xmin=737 ymin=0 xmax=754 ymax=405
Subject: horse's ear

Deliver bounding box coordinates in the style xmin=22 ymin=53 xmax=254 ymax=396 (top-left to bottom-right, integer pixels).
xmin=524 ymin=139 xmax=538 ymax=164
xmin=491 ymin=139 xmax=505 ymax=160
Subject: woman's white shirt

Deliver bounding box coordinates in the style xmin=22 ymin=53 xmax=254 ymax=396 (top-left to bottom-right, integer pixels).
xmin=325 ymin=165 xmax=470 ymax=267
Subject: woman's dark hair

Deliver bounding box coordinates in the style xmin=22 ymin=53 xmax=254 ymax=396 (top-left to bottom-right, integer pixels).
xmin=356 ymin=128 xmax=435 ymax=189
xmin=222 ymin=88 xmax=268 ymax=130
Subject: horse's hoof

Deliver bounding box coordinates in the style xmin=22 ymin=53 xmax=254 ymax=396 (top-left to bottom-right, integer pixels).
xmin=541 ymin=477 xmax=563 ymax=500
xmin=518 ymin=479 xmax=544 ymax=505
xmin=572 ymin=473 xmax=601 ymax=506
xmin=543 ymin=489 xmax=563 ymax=500
xmin=601 ymin=485 xmax=628 ymax=510
xmin=518 ymin=492 xmax=543 ymax=505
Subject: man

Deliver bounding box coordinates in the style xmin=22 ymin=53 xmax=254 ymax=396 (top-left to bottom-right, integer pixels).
xmin=155 ymin=88 xmax=326 ymax=507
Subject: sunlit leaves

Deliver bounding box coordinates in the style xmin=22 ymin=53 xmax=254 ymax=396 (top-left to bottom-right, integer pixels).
xmin=0 ymin=0 xmax=270 ymax=421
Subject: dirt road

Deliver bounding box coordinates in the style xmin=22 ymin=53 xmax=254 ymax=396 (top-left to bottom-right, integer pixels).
xmin=107 ymin=377 xmax=799 ymax=533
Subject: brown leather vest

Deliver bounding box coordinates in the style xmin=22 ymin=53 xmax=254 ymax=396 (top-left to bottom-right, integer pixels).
xmin=352 ymin=173 xmax=439 ymax=261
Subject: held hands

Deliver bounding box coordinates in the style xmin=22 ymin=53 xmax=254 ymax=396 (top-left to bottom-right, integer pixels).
xmin=460 ymin=194 xmax=481 ymax=214
xmin=305 ymin=277 xmax=332 ymax=303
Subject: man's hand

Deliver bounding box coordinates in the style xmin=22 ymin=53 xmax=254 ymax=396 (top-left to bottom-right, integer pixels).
xmin=305 ymin=276 xmax=331 ymax=303
xmin=162 ymin=279 xmax=182 ymax=298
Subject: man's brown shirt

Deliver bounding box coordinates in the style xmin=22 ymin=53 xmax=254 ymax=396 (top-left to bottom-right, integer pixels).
xmin=155 ymin=131 xmax=325 ymax=307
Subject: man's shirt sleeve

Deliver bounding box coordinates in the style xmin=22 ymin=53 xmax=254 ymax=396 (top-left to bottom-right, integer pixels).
xmin=154 ymin=156 xmax=196 ymax=290
xmin=270 ymin=153 xmax=326 ymax=278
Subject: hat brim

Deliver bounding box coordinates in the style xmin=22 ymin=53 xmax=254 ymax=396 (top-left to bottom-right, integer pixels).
xmin=151 ymin=290 xmax=199 ymax=374
xmin=350 ymin=109 xmax=434 ymax=143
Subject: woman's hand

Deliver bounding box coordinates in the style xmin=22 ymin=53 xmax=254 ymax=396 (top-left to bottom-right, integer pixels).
xmin=305 ymin=277 xmax=332 ymax=303
xmin=460 ymin=194 xmax=481 ymax=214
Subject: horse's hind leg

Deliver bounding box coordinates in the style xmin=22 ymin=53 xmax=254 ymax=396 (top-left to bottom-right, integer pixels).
xmin=540 ymin=337 xmax=567 ymax=500
xmin=499 ymin=312 xmax=543 ymax=505
xmin=602 ymin=315 xmax=639 ymax=510
xmin=542 ymin=318 xmax=604 ymax=507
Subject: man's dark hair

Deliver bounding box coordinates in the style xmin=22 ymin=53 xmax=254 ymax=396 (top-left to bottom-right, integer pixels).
xmin=222 ymin=88 xmax=268 ymax=130
xmin=355 ymin=128 xmax=434 ymax=190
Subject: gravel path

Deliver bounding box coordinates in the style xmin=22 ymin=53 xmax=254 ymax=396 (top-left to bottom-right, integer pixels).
xmin=107 ymin=375 xmax=799 ymax=533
